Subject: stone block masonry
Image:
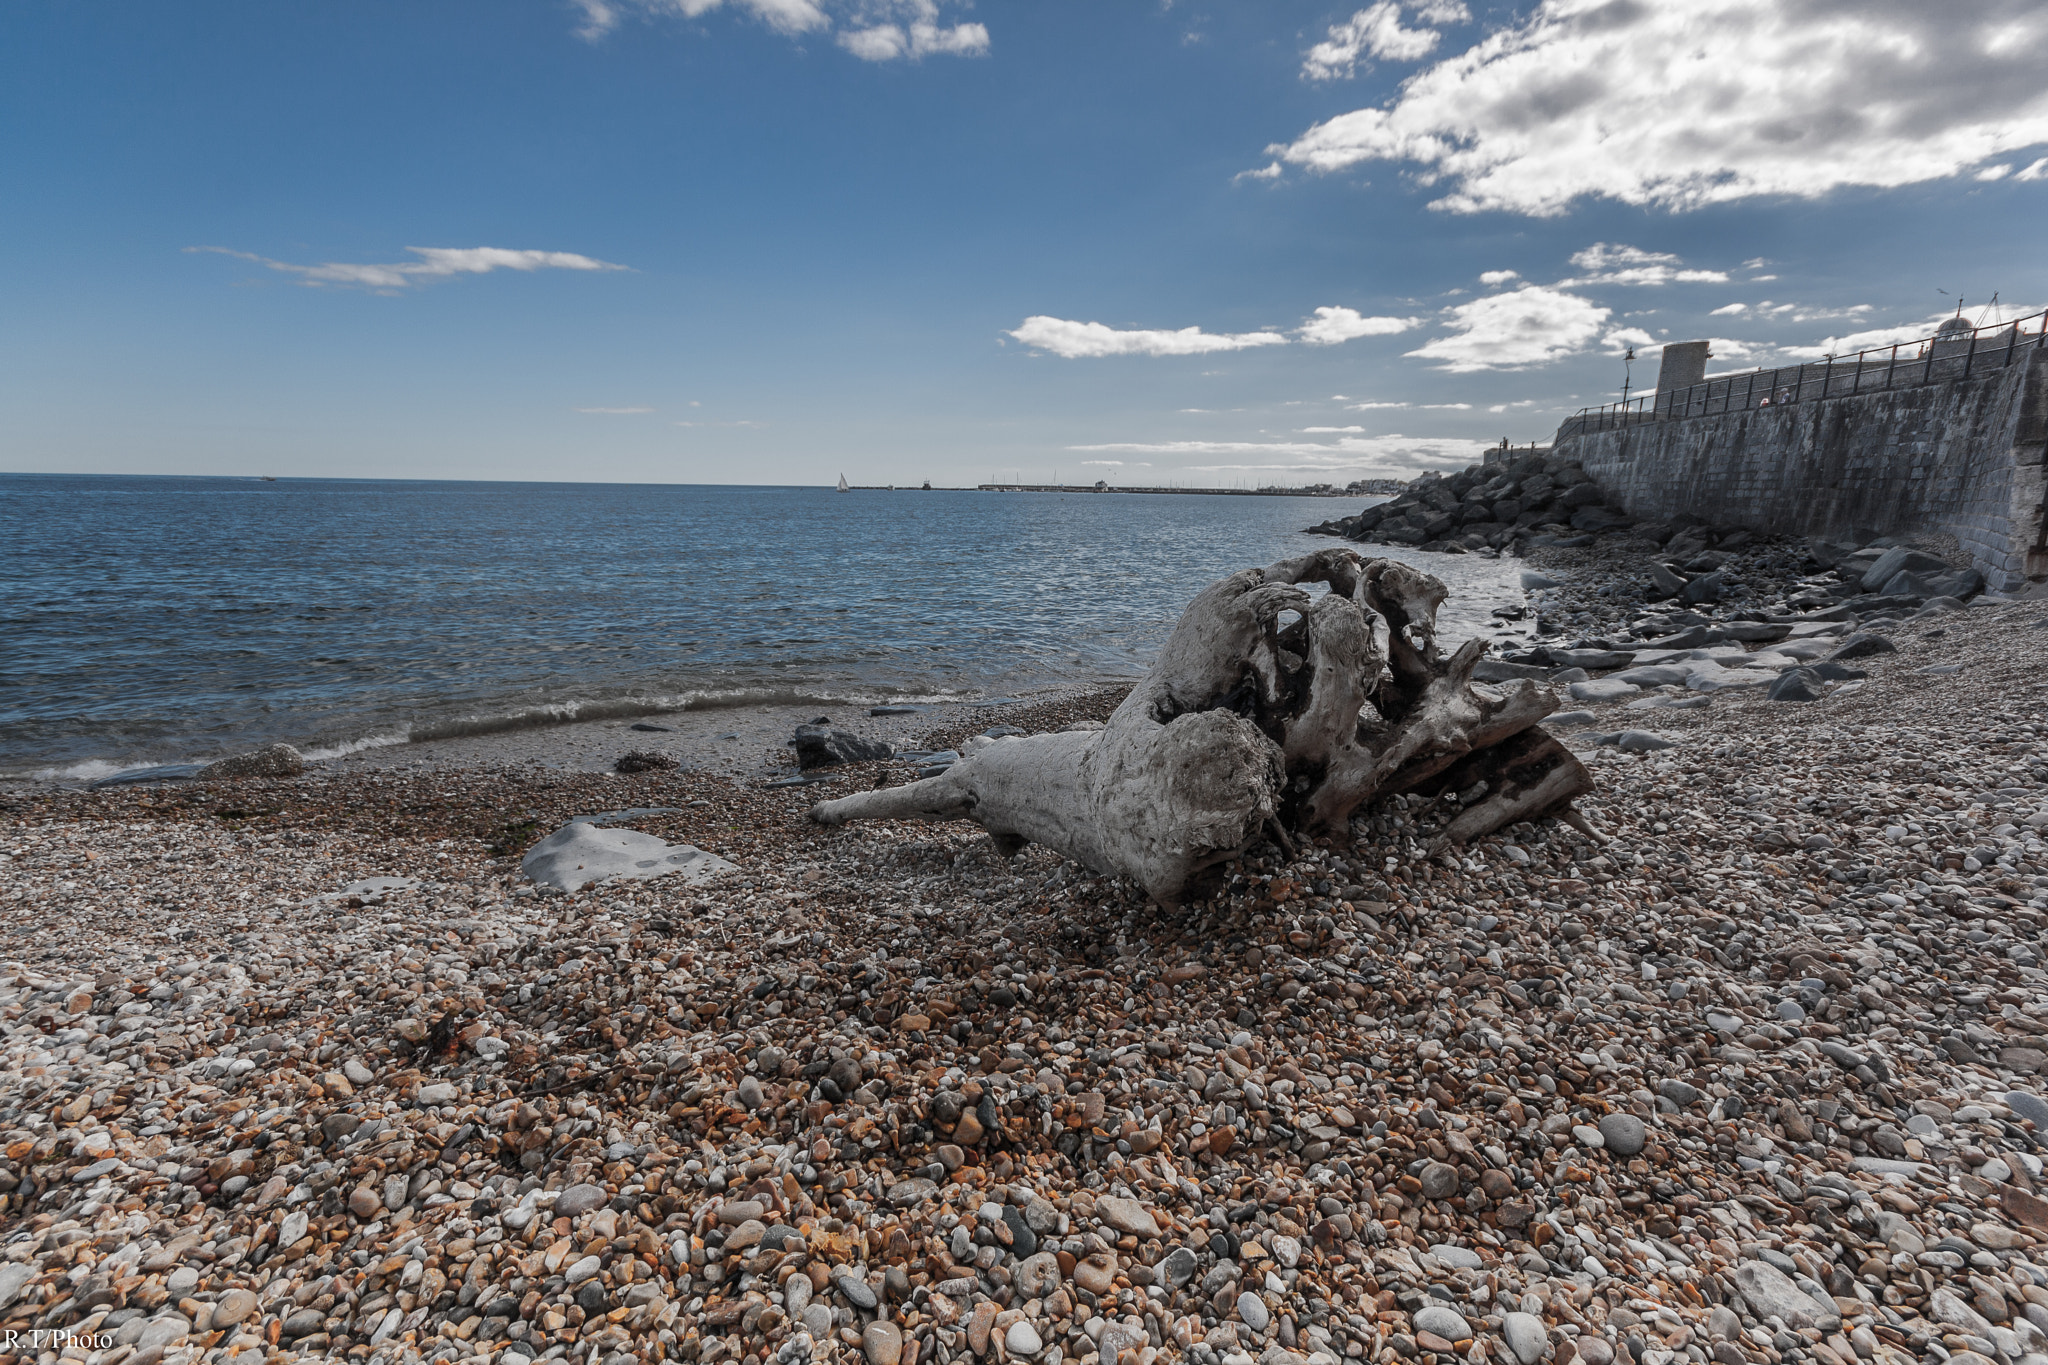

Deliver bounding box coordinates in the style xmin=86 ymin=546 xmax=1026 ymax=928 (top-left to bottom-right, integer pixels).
xmin=1554 ymin=349 xmax=2048 ymax=592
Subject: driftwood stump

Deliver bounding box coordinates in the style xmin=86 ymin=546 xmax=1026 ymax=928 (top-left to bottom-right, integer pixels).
xmin=812 ymin=549 xmax=1591 ymax=902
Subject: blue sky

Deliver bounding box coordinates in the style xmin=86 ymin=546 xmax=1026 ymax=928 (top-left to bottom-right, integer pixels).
xmin=5 ymin=0 xmax=2046 ymax=487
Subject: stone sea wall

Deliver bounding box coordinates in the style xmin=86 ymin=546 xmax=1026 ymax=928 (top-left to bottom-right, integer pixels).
xmin=1554 ymin=350 xmax=2048 ymax=592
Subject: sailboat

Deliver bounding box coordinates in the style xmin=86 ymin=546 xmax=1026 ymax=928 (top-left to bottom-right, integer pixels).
xmin=837 ymin=474 xmax=850 ymax=493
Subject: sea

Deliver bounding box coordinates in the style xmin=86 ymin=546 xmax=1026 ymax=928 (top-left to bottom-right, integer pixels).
xmin=0 ymin=475 xmax=1531 ymax=781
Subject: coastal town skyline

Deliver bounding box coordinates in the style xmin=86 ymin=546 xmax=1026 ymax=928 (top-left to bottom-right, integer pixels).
xmin=5 ymin=0 xmax=2046 ymax=487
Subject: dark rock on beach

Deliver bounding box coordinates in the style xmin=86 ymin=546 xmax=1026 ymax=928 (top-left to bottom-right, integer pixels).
xmin=792 ymin=724 xmax=895 ymax=770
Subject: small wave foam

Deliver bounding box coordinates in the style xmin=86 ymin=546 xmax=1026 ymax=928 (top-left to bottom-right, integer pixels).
xmin=298 ymin=732 xmax=409 ymax=761
xmin=26 ymin=757 xmax=140 ymax=783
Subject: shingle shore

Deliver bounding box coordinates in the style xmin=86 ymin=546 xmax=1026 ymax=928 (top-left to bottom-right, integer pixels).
xmin=5 ymin=610 xmax=2048 ymax=1365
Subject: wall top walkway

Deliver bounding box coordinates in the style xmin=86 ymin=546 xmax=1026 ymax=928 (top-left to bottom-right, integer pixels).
xmin=1562 ymin=310 xmax=2048 ymax=439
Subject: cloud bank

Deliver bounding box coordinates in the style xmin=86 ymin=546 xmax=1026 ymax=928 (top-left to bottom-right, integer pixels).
xmin=573 ymin=0 xmax=987 ymax=61
xmin=191 ymin=246 xmax=627 ymax=292
xmin=1011 ymin=307 xmax=1418 ymax=358
xmin=1405 ymin=284 xmax=1610 ymax=372
xmin=1268 ymin=0 xmax=2048 ymax=215
xmin=1008 ymin=317 xmax=1290 ymax=358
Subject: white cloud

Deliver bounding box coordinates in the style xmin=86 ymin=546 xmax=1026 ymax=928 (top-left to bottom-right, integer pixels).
xmin=190 ymin=245 xmax=627 ymax=292
xmin=1405 ymin=284 xmax=1610 ymax=372
xmin=1419 ymin=402 xmax=1471 ymax=409
xmin=577 ymin=406 xmax=654 ymax=414
xmin=1302 ymin=426 xmax=1366 ymax=433
xmin=1557 ymin=243 xmax=1729 ymax=287
xmin=1296 ymin=306 xmax=1422 ymax=345
xmin=575 ymin=0 xmax=828 ymax=40
xmin=839 ymin=9 xmax=989 ymax=60
xmin=1478 ymin=269 xmax=1519 ymax=285
xmin=1008 ymin=316 xmax=1289 ymax=358
xmin=1267 ymin=0 xmax=2048 ymax=215
xmin=1710 ymin=302 xmax=1749 ymax=316
xmin=1303 ymin=2 xmax=1470 ymax=80
xmin=1706 ymin=338 xmax=1764 ymax=363
xmin=577 ymin=0 xmax=987 ymax=60
xmin=2019 ymin=158 xmax=2048 ymax=181
xmin=1349 ymin=400 xmax=1410 ymax=409
xmin=1601 ymin=326 xmax=1657 ymax=353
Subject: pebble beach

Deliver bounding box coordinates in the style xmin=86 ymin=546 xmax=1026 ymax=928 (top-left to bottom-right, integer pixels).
xmin=6 ymin=561 xmax=2048 ymax=1365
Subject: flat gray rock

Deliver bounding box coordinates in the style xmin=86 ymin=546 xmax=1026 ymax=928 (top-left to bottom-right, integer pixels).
xmin=1614 ymin=664 xmax=1692 ymax=686
xmin=522 ymin=822 xmax=736 ymax=893
xmin=1733 ymin=1260 xmax=1839 ymax=1331
xmin=1568 ymin=678 xmax=1641 ymax=704
xmin=2006 ymin=1091 xmax=2048 ymax=1129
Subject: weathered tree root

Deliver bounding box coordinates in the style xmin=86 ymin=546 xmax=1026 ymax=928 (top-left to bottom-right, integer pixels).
xmin=812 ymin=548 xmax=1592 ymax=902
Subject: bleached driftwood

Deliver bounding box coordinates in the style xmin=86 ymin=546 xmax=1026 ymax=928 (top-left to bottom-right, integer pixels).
xmin=811 ymin=548 xmax=1591 ymax=902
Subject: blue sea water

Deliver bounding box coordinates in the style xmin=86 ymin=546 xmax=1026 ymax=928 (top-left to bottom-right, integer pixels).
xmin=0 ymin=475 xmax=1526 ymax=778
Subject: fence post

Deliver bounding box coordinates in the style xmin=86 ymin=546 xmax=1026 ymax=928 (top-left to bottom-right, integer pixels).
xmin=1964 ymin=328 xmax=1977 ymax=379
xmin=1794 ymin=364 xmax=1804 ymax=404
xmin=1821 ymin=357 xmax=1832 ymax=399
xmin=2007 ymin=321 xmax=2019 ymax=367
xmin=1886 ymin=343 xmax=1897 ymax=389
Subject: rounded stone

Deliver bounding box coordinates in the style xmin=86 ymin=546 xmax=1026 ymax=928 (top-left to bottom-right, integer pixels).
xmin=1597 ymin=1113 xmax=1647 ymax=1158
xmin=1074 ymin=1251 xmax=1118 ymax=1296
xmin=1007 ymin=1321 xmax=1044 ymax=1356
xmin=348 ymin=1184 xmax=382 ymax=1218
xmin=139 ymin=1314 xmax=194 ymax=1349
xmin=835 ymin=1269 xmax=879 ymax=1310
xmin=1502 ymin=1311 xmax=1550 ymax=1365
xmin=863 ymin=1320 xmax=904 ymax=1365
xmin=564 ymin=1254 xmax=603 ymax=1286
xmin=554 ymin=1182 xmax=610 ymax=1218
xmin=280 ymin=1307 xmax=325 ymax=1340
xmin=1413 ymin=1306 xmax=1472 ymax=1342
xmin=1418 ymin=1162 xmax=1461 ymax=1200
xmin=1237 ymin=1291 xmax=1271 ymax=1333
xmin=212 ymin=1288 xmax=259 ymax=1326
xmin=1015 ymin=1251 xmax=1062 ymax=1299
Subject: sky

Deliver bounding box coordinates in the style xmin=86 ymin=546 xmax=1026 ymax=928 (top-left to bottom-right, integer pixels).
xmin=4 ymin=0 xmax=2047 ymax=488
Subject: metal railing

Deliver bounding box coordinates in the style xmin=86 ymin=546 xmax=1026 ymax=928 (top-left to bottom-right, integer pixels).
xmin=1564 ymin=308 xmax=2048 ymax=434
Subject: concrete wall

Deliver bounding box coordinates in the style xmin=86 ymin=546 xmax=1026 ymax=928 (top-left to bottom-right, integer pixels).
xmin=1553 ymin=350 xmax=2048 ymax=592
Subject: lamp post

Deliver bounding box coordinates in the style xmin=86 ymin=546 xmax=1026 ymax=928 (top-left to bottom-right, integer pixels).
xmin=1620 ymin=347 xmax=1636 ymax=414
